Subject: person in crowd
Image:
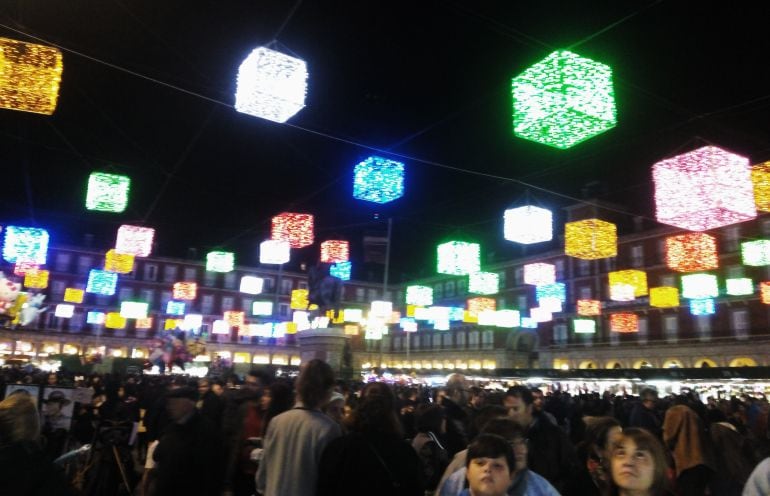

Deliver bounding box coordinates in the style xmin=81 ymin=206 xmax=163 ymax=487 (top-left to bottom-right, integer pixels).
xmin=441 ymin=373 xmax=471 ymax=457
xmin=412 ymin=403 xmax=450 ymax=493
xmin=628 ymin=389 xmax=662 ymax=439
xmin=262 ymin=379 xmax=294 ymax=434
xmin=743 ymin=456 xmax=770 ymax=496
xmin=531 ymin=388 xmax=558 ymax=427
xmin=317 ymin=382 xmax=425 ymax=495
xmin=197 ymin=377 xmax=225 ymax=426
xmin=256 ymin=359 xmax=341 ymax=496
xmin=464 ymin=387 xmax=487 ymax=438
xmin=706 ymin=408 xmax=756 ymax=495
xmin=573 ymin=416 xmax=622 ymax=495
xmin=662 ymin=403 xmax=715 ymax=496
xmin=323 ymin=391 xmax=346 ymax=429
xmin=606 ymin=427 xmax=670 ymax=496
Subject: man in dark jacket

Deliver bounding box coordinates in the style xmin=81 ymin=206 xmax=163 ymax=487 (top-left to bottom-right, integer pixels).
xmin=628 ymin=388 xmax=662 ymax=438
xmin=439 ymin=373 xmax=470 ymax=457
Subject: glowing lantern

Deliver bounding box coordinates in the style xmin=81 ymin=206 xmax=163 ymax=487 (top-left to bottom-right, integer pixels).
xmin=503 ymin=206 xmax=553 ymax=244
xmin=260 ymin=240 xmax=290 ymax=264
xmin=252 ymin=301 xmax=273 ymax=316
xmin=371 ymin=300 xmax=393 ymax=318
xmin=86 ymin=270 xmax=117 ymax=296
xmin=406 ymin=285 xmax=433 ymax=306
xmin=353 ymin=156 xmax=405 ymax=204
xmin=86 ymin=172 xmax=130 ymax=213
xmin=13 ymin=261 xmax=38 ymax=276
xmin=512 ymin=49 xmax=616 ymax=149
xmin=413 ymin=307 xmax=432 ymax=321
xmin=689 ymin=298 xmax=715 ymax=316
xmin=344 ymin=324 xmax=359 ymax=335
xmin=105 ymin=249 xmax=135 ymax=274
xmin=2 ymin=226 xmax=48 ymax=264
xmin=23 ymin=269 xmax=49 ymax=289
xmin=136 ymin=317 xmax=153 ymax=329
xmin=477 ymin=310 xmax=497 ymax=326
xmin=742 ymin=240 xmax=770 ymax=266
xmin=343 ymin=308 xmax=363 ymax=323
xmin=166 ymin=301 xmax=186 ymax=315
xmin=64 ymin=288 xmax=84 ymax=304
xmin=330 ymin=261 xmax=351 ymax=281
xmin=462 ymin=311 xmax=477 ymax=323
xmin=212 ymin=320 xmax=229 ymax=334
xmin=565 ymin=219 xmax=616 ymax=260
xmin=400 ymin=318 xmax=418 ymax=333
xmin=653 ymin=146 xmax=756 ymax=231
xmin=538 ymin=297 xmax=563 ymax=313
xmin=649 ymin=287 xmax=680 ymax=308
xmin=0 ymin=37 xmax=63 ymax=114
xmin=320 ymin=240 xmax=349 ymax=263
xmin=726 ymin=278 xmax=754 ymax=296
xmin=271 ymin=213 xmax=314 ymax=249
xmin=120 ymin=301 xmax=148 ymax=319
xmin=468 ymin=272 xmax=500 ymax=295
xmin=164 ymin=318 xmax=181 ymax=330
xmin=751 ymin=161 xmax=770 ymax=212
xmin=496 ymin=310 xmax=521 ymax=328
xmin=467 ymin=297 xmax=496 ymax=316
xmin=573 ymin=319 xmax=596 ymax=334
xmin=182 ymin=314 xmax=202 ymax=332
xmin=87 ymin=311 xmax=105 ymax=325
xmin=105 ymin=312 xmax=126 ymax=329
xmin=530 ymin=307 xmax=552 ymax=323
xmin=577 ymin=299 xmax=601 ymax=316
xmin=206 ymin=251 xmax=235 ymax=273
xmin=234 ymin=46 xmax=307 ymax=123
xmin=115 ymin=225 xmax=154 ymax=257
xmin=224 ymin=311 xmax=245 ymax=328
xmin=665 ymin=233 xmax=718 ymax=272
xmin=762 ymin=282 xmax=770 ymax=304
xmin=240 ymin=276 xmax=264 ymax=295
xmin=609 ymin=270 xmax=648 ymax=297
xmin=521 ymin=317 xmax=537 ymax=328
xmin=55 ymin=304 xmax=74 ymax=318
xmin=437 ymin=241 xmax=481 ymax=275
xmin=523 ymin=263 xmax=555 ymax=286
xmin=173 ymin=282 xmax=197 ymax=301
xmin=536 ymin=283 xmax=566 ymax=305
xmin=610 ymin=313 xmax=638 ymax=333
xmin=291 ymin=289 xmax=309 ymax=310
xmin=681 ymin=274 xmax=718 ymax=299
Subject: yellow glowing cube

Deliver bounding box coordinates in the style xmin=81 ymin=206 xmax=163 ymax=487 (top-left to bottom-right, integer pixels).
xmin=165 ymin=318 xmax=181 ymax=330
xmin=649 ymin=287 xmax=679 ymax=308
xmin=467 ymin=297 xmax=496 ymax=317
xmin=136 ymin=317 xmax=153 ymax=329
xmin=105 ymin=249 xmax=135 ymax=273
xmin=0 ymin=37 xmax=63 ymax=115
xmin=290 ymin=289 xmax=309 ymax=310
xmin=285 ymin=322 xmax=298 ymax=335
xmin=105 ymin=312 xmax=126 ymax=329
xmin=565 ymin=219 xmax=617 ymax=260
xmin=576 ymin=299 xmax=601 ymax=316
xmin=64 ymin=288 xmax=84 ymax=303
xmin=344 ymin=324 xmax=360 ymax=335
xmin=608 ymin=270 xmax=648 ymax=297
xmin=24 ymin=269 xmax=49 ymax=289
xmin=462 ymin=310 xmax=478 ymax=323
xmin=752 ymin=161 xmax=770 ymax=212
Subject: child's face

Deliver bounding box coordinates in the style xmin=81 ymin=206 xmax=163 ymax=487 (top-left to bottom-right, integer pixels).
xmin=466 ymin=456 xmax=513 ymax=496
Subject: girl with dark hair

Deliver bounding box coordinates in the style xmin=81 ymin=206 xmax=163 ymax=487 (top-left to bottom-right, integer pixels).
xmin=606 ymin=428 xmax=671 ymax=496
xmin=574 ymin=416 xmax=623 ymax=495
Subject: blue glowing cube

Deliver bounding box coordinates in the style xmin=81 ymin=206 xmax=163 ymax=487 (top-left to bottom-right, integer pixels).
xmin=536 ymin=283 xmax=566 ymax=303
xmin=87 ymin=311 xmax=105 ymax=324
xmin=86 ymin=269 xmax=118 ymax=296
xmin=166 ymin=301 xmax=186 ymax=316
xmin=330 ymin=261 xmax=352 ymax=281
xmin=353 ymin=156 xmax=405 ymax=204
xmin=690 ymin=298 xmax=715 ymax=316
xmin=2 ymin=226 xmax=49 ymax=264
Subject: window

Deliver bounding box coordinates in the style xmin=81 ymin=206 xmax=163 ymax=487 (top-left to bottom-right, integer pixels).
xmin=279 ymin=303 xmax=289 ymax=317
xmin=201 ymin=295 xmax=214 ymax=314
xmin=384 ymin=291 xmax=393 ymax=302
xmin=421 ymin=334 xmax=431 ymax=348
xmin=579 ymin=286 xmax=592 ymax=299
xmin=411 ymin=334 xmax=420 ymax=350
xmin=163 ymin=264 xmax=178 ymax=283
xmin=468 ymin=331 xmax=479 ymax=348
xmin=355 ymin=288 xmax=365 ymax=302
xmin=610 ymin=330 xmax=619 ymax=346
xmin=553 ymin=324 xmax=568 ymax=346
xmin=442 ymin=333 xmax=453 ymax=348
xmin=517 ymin=295 xmax=527 ymax=310
xmin=394 ymin=336 xmax=402 ymax=350
xmin=434 ymin=284 xmax=443 ymax=300
xmin=281 ymin=279 xmax=293 ymax=295
xmin=657 ymin=239 xmax=667 ymax=264
xmin=514 ymin=268 xmax=524 ymax=285
xmin=432 ymin=334 xmax=442 ymax=348
xmin=603 ymin=258 xmax=616 ymax=273
xmin=763 ymin=219 xmax=770 ymax=237
xmin=456 ymin=279 xmax=467 ymax=294
xmin=445 ymin=281 xmax=455 ymax=298
xmin=118 ymin=287 xmax=134 ymax=301
xmin=70 ymin=311 xmax=84 ymax=331
xmin=77 ymin=256 xmax=93 ymax=275
xmin=456 ymin=332 xmax=466 ymax=348
xmin=497 ymin=298 xmax=505 ymax=309
xmin=51 ymin=280 xmax=66 ymax=299
xmin=731 ymin=309 xmax=749 ymax=340
xmin=160 ymin=291 xmax=172 ymax=307
xmin=55 ymin=253 xmax=72 ymax=272
xmin=638 ymin=317 xmax=648 ymax=345
xmin=144 ymin=264 xmax=158 ymax=282
xmin=241 ymin=298 xmax=253 ymax=313
xmin=224 ymin=272 xmax=237 ymax=289
xmin=726 ymin=265 xmax=744 ymax=279
xmin=140 ymin=289 xmax=155 ymax=308
xmin=664 ymin=315 xmax=678 ymax=343
xmin=367 ymin=289 xmax=378 ymax=301
xmin=298 ymin=281 xmax=308 ymax=290
xmin=497 ymin=270 xmax=506 ymax=289
xmin=696 ymin=315 xmax=711 ymax=341
xmin=578 ymin=260 xmax=591 ymax=277
xmin=204 ymin=271 xmax=217 ymax=287
xmin=725 ymin=226 xmax=741 ymax=252
xmin=262 ymin=277 xmax=274 ymax=292
xmin=554 ymin=259 xmax=565 ymax=280
xmin=482 ymin=330 xmax=494 ymax=349
xmin=221 ymin=296 xmax=234 ymax=312
xmin=631 ymin=245 xmax=644 ymax=268
xmin=660 ymin=275 xmax=675 ymax=287
xmin=183 ymin=267 xmax=197 ymax=282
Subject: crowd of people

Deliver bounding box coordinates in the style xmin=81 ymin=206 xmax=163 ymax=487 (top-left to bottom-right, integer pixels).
xmin=2 ymin=362 xmax=770 ymax=495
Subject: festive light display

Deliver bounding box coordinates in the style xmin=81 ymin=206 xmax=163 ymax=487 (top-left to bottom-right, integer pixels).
xmin=610 ymin=313 xmax=638 ymax=333
xmin=565 ymin=219 xmax=617 ymax=259
xmin=448 ymin=307 xmax=465 ymax=322
xmin=240 ymin=276 xmax=264 ymax=295
xmin=726 ymin=278 xmax=754 ymax=296
xmin=477 ymin=310 xmax=497 ymax=326
xmin=173 ymin=282 xmax=197 ymax=301
xmin=462 ymin=310 xmax=477 ymax=323
xmin=468 ymin=271 xmax=500 ymax=295
xmin=344 ymin=324 xmax=360 ymax=336
xmin=136 ymin=317 xmax=153 ymax=329
xmin=86 ymin=270 xmax=117 ymax=296
xmin=538 ymin=297 xmax=563 ymax=313
xmin=371 ymin=300 xmax=393 ymax=319
xmin=512 ymin=49 xmax=616 ymax=149
xmin=259 ymin=239 xmax=290 ymax=264
xmin=742 ymin=240 xmax=770 ymax=266
xmin=330 ymin=261 xmax=351 ymax=280
xmin=400 ymin=317 xmax=418 ymax=333
xmin=573 ymin=319 xmax=596 ymax=334
xmin=530 ymin=307 xmax=552 ymax=323
xmin=608 ymin=270 xmax=648 ymax=297
xmin=86 ymin=172 xmax=130 ymax=213
xmin=681 ymin=274 xmax=719 ymax=299
xmin=496 ymin=310 xmax=521 ymax=328
xmin=24 ymin=269 xmax=49 ymax=289
xmin=751 ymin=161 xmax=770 ymax=212
xmin=234 ymin=46 xmax=307 ymax=123
xmin=653 ymin=146 xmax=756 ymax=231
xmin=164 ymin=318 xmax=181 ymax=331
xmin=212 ymin=320 xmax=229 ymax=334
xmin=120 ymin=301 xmax=148 ymax=319
xmin=689 ymin=298 xmax=715 ymax=316
xmin=437 ymin=241 xmax=481 ymax=275
xmin=206 ymin=251 xmax=235 ymax=273
xmin=252 ymin=301 xmax=273 ymax=316
xmin=271 ymin=213 xmax=314 ymax=249
xmin=343 ymin=308 xmax=363 ymax=323
xmin=0 ymin=37 xmax=63 ymax=114
xmin=609 ymin=283 xmax=635 ymax=302
xmin=665 ymin=233 xmax=718 ymax=272
xmin=63 ymin=288 xmax=84 ymax=304
xmin=87 ymin=311 xmax=105 ymax=325
xmin=291 ymin=289 xmax=310 ymax=310
xmin=649 ymin=287 xmax=680 ymax=308
xmin=293 ymin=311 xmax=311 ymax=332
xmin=536 ymin=283 xmax=566 ymax=305
xmin=467 ymin=297 xmax=496 ymax=316
xmin=104 ymin=249 xmax=135 ymax=274
xmin=182 ymin=314 xmax=203 ymax=332
xmin=115 ymin=225 xmax=155 ymax=257
xmin=521 ymin=317 xmax=537 ymax=329
xmin=413 ymin=307 xmax=432 ymax=321
xmin=55 ymin=304 xmax=74 ymax=319
xmin=320 ymin=240 xmax=349 ymax=263
xmin=577 ymin=299 xmax=601 ymax=316
xmin=353 ymin=156 xmax=405 ymax=204
xmin=760 ymin=282 xmax=770 ymax=304
xmin=13 ymin=261 xmax=38 ymax=276
xmin=105 ymin=312 xmax=126 ymax=329
xmin=406 ymin=285 xmax=433 ymax=306
xmin=503 ymin=206 xmax=553 ymax=244
xmin=166 ymin=301 xmax=186 ymax=315
xmin=224 ymin=311 xmax=245 ymax=328
xmin=2 ymin=226 xmax=48 ymax=264
xmin=523 ymin=263 xmax=556 ymax=286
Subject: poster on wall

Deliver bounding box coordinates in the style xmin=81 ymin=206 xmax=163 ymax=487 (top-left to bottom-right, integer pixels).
xmin=3 ymin=384 xmax=41 ymax=407
xmin=41 ymin=387 xmax=74 ymax=431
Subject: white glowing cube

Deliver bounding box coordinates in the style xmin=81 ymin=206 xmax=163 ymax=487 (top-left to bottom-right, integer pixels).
xmin=240 ymin=276 xmax=264 ymax=294
xmin=504 ymin=206 xmax=553 ymax=244
xmin=260 ymin=239 xmax=290 ymax=264
xmin=55 ymin=304 xmax=74 ymax=318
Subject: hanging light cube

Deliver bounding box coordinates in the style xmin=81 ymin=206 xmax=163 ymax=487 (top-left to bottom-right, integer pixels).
xmin=608 ymin=270 xmax=648 ymax=297
xmin=352 ymin=156 xmax=405 ymax=204
xmin=211 ymin=320 xmax=229 ymax=334
xmin=467 ymin=297 xmax=496 ymax=316
xmin=63 ymin=288 xmax=84 ymax=304
xmin=437 ymin=241 xmax=481 ymax=275
xmin=496 ymin=309 xmax=521 ymax=328
xmin=751 ymin=161 xmax=770 ymax=212
xmin=320 ymin=240 xmax=349 ymax=263
xmin=87 ymin=311 xmax=105 ymax=325
xmin=224 ymin=311 xmax=245 ymax=328
xmin=573 ymin=318 xmax=596 ymax=334
xmin=565 ymin=219 xmax=617 ymax=259
xmin=260 ymin=239 xmax=290 ymax=264
xmin=13 ymin=261 xmax=38 ymax=276
xmin=2 ymin=226 xmax=48 ymax=264
xmin=538 ymin=297 xmax=563 ymax=313
xmin=610 ymin=313 xmax=638 ymax=333
xmin=86 ymin=172 xmax=130 ymax=213
xmin=689 ymin=298 xmax=715 ymax=316
xmin=503 ymin=206 xmax=553 ymax=244
xmin=344 ymin=324 xmax=360 ymax=336
xmin=406 ymin=285 xmax=433 ymax=306
xmin=136 ymin=317 xmax=153 ymax=329
xmin=240 ymin=276 xmax=264 ymax=295
xmin=681 ymin=273 xmax=719 ymax=299
xmin=115 ymin=225 xmax=154 ymax=257
xmin=400 ymin=317 xmax=418 ymax=333
xmin=234 ymin=46 xmax=307 ymax=123
xmin=742 ymin=240 xmax=770 ymax=266
xmin=252 ymin=301 xmax=273 ymax=316
xmin=477 ymin=310 xmax=497 ymax=326
xmin=173 ymin=282 xmax=197 ymax=301
xmin=653 ymin=146 xmax=756 ymax=231
xmin=104 ymin=249 xmax=135 ymax=274
xmin=414 ymin=307 xmax=432 ymax=321
xmin=105 ymin=312 xmax=126 ymax=329
xmin=577 ymin=299 xmax=601 ymax=316
xmin=343 ymin=308 xmax=363 ymax=323
xmin=530 ymin=306 xmax=552 ymax=323
xmin=55 ymin=304 xmax=75 ymax=319
xmin=165 ymin=318 xmax=181 ymax=331
xmin=512 ymin=49 xmax=616 ymax=149
xmin=521 ymin=317 xmax=537 ymax=328
xmin=726 ymin=278 xmax=754 ymax=296
xmin=271 ymin=213 xmax=314 ymax=249
xmin=206 ymin=251 xmax=235 ymax=272
xmin=665 ymin=233 xmax=718 ymax=272
xmin=649 ymin=287 xmax=680 ymax=308
xmin=524 ymin=263 xmax=556 ymax=286
xmin=609 ymin=283 xmax=635 ymax=302
xmin=330 ymin=261 xmax=351 ymax=281
xmin=120 ymin=301 xmax=148 ymax=319
xmin=181 ymin=314 xmax=203 ymax=332
xmin=536 ymin=283 xmax=566 ymax=304
xmin=371 ymin=300 xmax=393 ymax=318
xmin=762 ymin=282 xmax=770 ymax=304
xmin=166 ymin=301 xmax=186 ymax=315
xmin=24 ymin=268 xmax=49 ymax=289
xmin=291 ymin=289 xmax=309 ymax=310
xmin=86 ymin=269 xmax=118 ymax=296
xmin=468 ymin=272 xmax=500 ymax=295
xmin=0 ymin=37 xmax=63 ymax=115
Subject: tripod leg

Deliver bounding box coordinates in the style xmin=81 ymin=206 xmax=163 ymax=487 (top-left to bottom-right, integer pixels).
xmin=113 ymin=445 xmax=133 ymax=496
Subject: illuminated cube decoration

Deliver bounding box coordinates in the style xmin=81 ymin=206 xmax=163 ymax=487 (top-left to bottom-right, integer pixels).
xmin=742 ymin=240 xmax=770 ymax=266
xmin=610 ymin=313 xmax=638 ymax=333
xmin=86 ymin=311 xmax=105 ymax=325
xmin=681 ymin=274 xmax=718 ymax=299
xmin=608 ymin=270 xmax=648 ymax=297
xmin=353 ymin=156 xmax=405 ymax=204
xmin=120 ymin=301 xmax=148 ymax=319
xmin=206 ymin=251 xmax=235 ymax=273
xmin=136 ymin=317 xmax=153 ymax=329
xmin=166 ymin=301 xmax=186 ymax=315
xmin=530 ymin=307 xmax=552 ymax=323
xmin=234 ymin=46 xmax=307 ymax=123
xmin=105 ymin=312 xmax=126 ymax=329
xmin=64 ymin=288 xmax=84 ymax=304
xmin=0 ymin=37 xmax=63 ymax=115
xmin=496 ymin=310 xmax=521 ymax=328
xmin=86 ymin=270 xmax=118 ymax=296
xmin=536 ymin=283 xmax=566 ymax=306
xmin=371 ymin=300 xmax=393 ymax=318
xmin=726 ymin=278 xmax=754 ymax=296
xmin=653 ymin=146 xmax=756 ymax=231
xmin=649 ymin=287 xmax=680 ymax=308
xmin=344 ymin=324 xmax=360 ymax=336
xmin=538 ymin=297 xmax=562 ymax=313
xmin=320 ymin=240 xmax=349 ymax=263
xmin=165 ymin=318 xmax=181 ymax=330
xmin=13 ymin=261 xmax=38 ymax=276
xmin=437 ymin=241 xmax=481 ymax=275
xmin=477 ymin=310 xmax=497 ymax=326
xmin=330 ymin=261 xmax=351 ymax=281
xmin=503 ymin=206 xmax=553 ymax=244
xmin=762 ymin=282 xmax=770 ymax=304
xmin=343 ymin=308 xmax=363 ymax=323
xmin=240 ymin=276 xmax=264 ymax=295
xmin=24 ymin=269 xmax=49 ymax=289
xmin=521 ymin=317 xmax=537 ymax=329
xmin=512 ymin=49 xmax=616 ymax=149
xmin=86 ymin=172 xmax=130 ymax=213
xmin=400 ymin=317 xmax=418 ymax=333
xmin=406 ymin=285 xmax=433 ymax=306
xmin=182 ymin=314 xmax=203 ymax=332
xmin=577 ymin=299 xmax=601 ymax=316
xmin=271 ymin=213 xmax=314 ymax=249
xmin=55 ymin=304 xmax=75 ymax=319
xmin=523 ymin=263 xmax=556 ymax=286
xmin=467 ymin=297 xmax=496 ymax=317
xmin=252 ymin=301 xmax=273 ymax=316
xmin=290 ymin=289 xmax=309 ymax=310
xmin=468 ymin=272 xmax=500 ymax=295
xmin=259 ymin=239 xmax=290 ymax=264
xmin=212 ymin=320 xmax=229 ymax=334
xmin=665 ymin=233 xmax=718 ymax=272
xmin=2 ymin=226 xmax=48 ymax=264
xmin=224 ymin=311 xmax=245 ymax=328
xmin=689 ymin=298 xmax=715 ymax=316
xmin=609 ymin=283 xmax=635 ymax=302
xmin=173 ymin=282 xmax=197 ymax=301
xmin=564 ymin=219 xmax=616 ymax=260
xmin=751 ymin=161 xmax=770 ymax=212
xmin=104 ymin=249 xmax=135 ymax=274
xmin=573 ymin=319 xmax=596 ymax=334
xmin=115 ymin=225 xmax=155 ymax=257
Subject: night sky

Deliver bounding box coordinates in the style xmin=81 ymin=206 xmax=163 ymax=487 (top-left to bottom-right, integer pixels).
xmin=1 ymin=1 xmax=769 ymax=283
